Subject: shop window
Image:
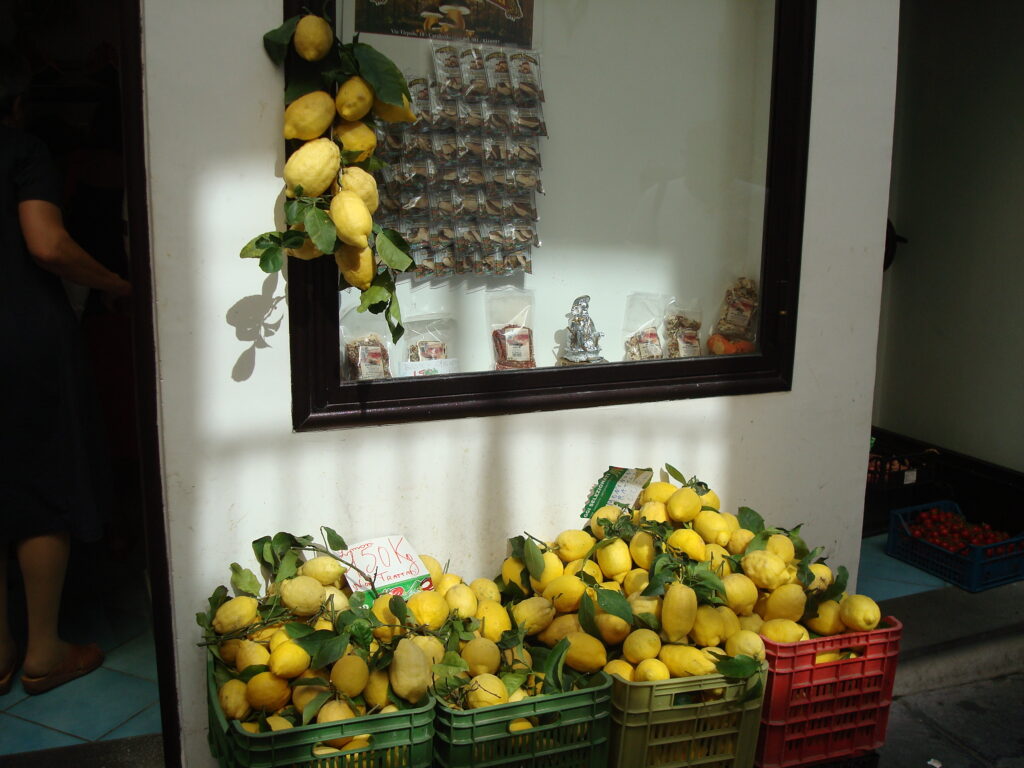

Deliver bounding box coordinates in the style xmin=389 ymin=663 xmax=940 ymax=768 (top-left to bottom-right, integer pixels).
xmin=287 ymin=0 xmax=815 ymax=429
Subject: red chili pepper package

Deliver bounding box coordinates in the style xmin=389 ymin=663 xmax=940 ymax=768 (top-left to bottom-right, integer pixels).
xmin=340 ymin=306 xmax=392 ymax=381
xmin=487 ymin=288 xmax=536 ymax=370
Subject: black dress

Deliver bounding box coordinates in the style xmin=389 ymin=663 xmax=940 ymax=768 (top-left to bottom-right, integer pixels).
xmin=0 ymin=124 xmax=106 ymax=543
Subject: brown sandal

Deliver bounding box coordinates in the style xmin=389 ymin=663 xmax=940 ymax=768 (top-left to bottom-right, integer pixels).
xmin=21 ymin=643 xmax=104 ymax=695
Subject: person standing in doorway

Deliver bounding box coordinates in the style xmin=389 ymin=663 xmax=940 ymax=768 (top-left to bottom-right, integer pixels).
xmin=0 ymin=50 xmax=131 ymax=694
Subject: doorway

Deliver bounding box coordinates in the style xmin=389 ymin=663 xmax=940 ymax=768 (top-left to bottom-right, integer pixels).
xmin=1 ymin=0 xmax=179 ymax=764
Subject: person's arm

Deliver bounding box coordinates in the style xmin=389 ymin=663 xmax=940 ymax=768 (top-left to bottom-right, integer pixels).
xmin=17 ymin=199 xmax=132 ymax=297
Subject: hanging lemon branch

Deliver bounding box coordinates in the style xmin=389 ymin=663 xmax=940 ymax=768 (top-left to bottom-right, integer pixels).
xmin=240 ymin=11 xmax=418 ymax=342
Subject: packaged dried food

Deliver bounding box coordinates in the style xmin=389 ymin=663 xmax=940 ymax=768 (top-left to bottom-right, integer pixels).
xmin=456 ymin=188 xmax=482 ymax=217
xmin=457 ymin=133 xmax=483 ymax=161
xmin=511 ymin=104 xmax=547 ymax=137
xmin=485 ymin=166 xmax=512 ymax=193
xmin=622 ymin=292 xmax=670 ymax=361
xmin=428 ymin=188 xmax=458 ymax=218
xmin=484 ymin=47 xmax=514 ymax=104
xmin=459 ymin=46 xmax=488 ymax=102
xmin=399 ymin=188 xmax=430 ymax=213
xmin=509 ymin=50 xmax=544 ymax=106
xmin=511 ymin=167 xmax=543 ymax=194
xmin=432 ymin=42 xmax=464 ymax=100
xmin=399 ymin=313 xmax=459 ymax=377
xmin=405 ymin=131 xmax=434 ymax=159
xmin=664 ymin=300 xmax=702 ymax=358
xmin=394 ymin=158 xmax=435 ymax=188
xmin=430 ymin=89 xmax=457 ymax=132
xmin=502 ymin=192 xmax=538 ymax=221
xmin=483 ymin=102 xmax=511 ymax=135
xmin=377 ymin=123 xmax=406 ymax=161
xmin=503 ymin=243 xmax=533 ymax=274
xmin=510 ymin=136 xmax=542 ymax=167
xmin=340 ymin=307 xmax=392 ymax=381
xmin=408 ymin=76 xmax=433 ymax=132
xmin=458 ymin=160 xmax=485 ymax=188
xmin=413 ymin=246 xmax=438 ymax=281
xmin=397 ymin=214 xmax=431 ymax=248
xmin=432 ymin=131 xmax=459 ymax=165
xmin=482 ymin=135 xmax=510 ymax=166
xmin=457 ymin=100 xmax=485 ymax=132
xmin=487 ymin=288 xmax=536 ymax=369
xmin=712 ymin=276 xmax=759 ymax=342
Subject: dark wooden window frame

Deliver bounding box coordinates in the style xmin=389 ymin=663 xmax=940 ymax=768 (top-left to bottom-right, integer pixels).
xmin=289 ymin=0 xmax=816 ymax=430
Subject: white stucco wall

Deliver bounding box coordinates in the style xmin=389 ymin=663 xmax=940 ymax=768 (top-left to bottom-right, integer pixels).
xmin=141 ymin=1 xmax=899 ymax=764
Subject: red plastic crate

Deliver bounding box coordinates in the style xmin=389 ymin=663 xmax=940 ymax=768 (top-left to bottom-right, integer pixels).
xmin=755 ymin=617 xmax=901 ymax=768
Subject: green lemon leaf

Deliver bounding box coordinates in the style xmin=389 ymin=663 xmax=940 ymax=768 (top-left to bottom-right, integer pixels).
xmin=578 ymin=591 xmax=600 ymax=638
xmin=507 ymin=536 xmax=526 ymax=561
xmin=596 ymin=588 xmax=633 ymax=625
xmin=259 ymin=246 xmax=284 ymax=273
xmin=714 ymin=653 xmax=760 ymax=679
xmin=322 ymin=526 xmax=346 ymax=551
xmin=304 ymin=206 xmax=337 ymax=253
xmin=357 ymin=279 xmax=390 ymax=313
xmin=301 ymin=690 xmax=333 ymax=725
xmin=738 ymin=507 xmax=766 ymax=534
xmin=284 ymin=622 xmax=316 ymax=639
xmin=240 ymin=233 xmax=270 ymax=259
xmin=664 ymin=463 xmax=687 ymax=484
xmin=385 ymin=296 xmax=404 ymax=344
xmin=251 ymin=536 xmax=274 ymax=570
xmin=291 ymin=676 xmax=331 ymax=688
xmin=284 ymin=199 xmax=310 ymax=226
xmin=501 ymin=671 xmax=529 ymax=695
xmin=352 ymin=43 xmax=409 ymax=106
xmin=311 ymin=632 xmax=350 ymax=669
xmin=523 ymin=539 xmax=546 ymax=580
xmin=389 ymin=595 xmax=408 ymax=625
xmin=238 ymin=664 xmax=269 ymax=682
xmin=230 ymin=563 xmax=261 ymax=598
xmin=207 ymin=585 xmax=229 ymax=617
xmin=635 ymin=612 xmax=661 ymax=633
xmin=263 ymin=15 xmax=301 ymax=67
xmin=275 ymin=550 xmax=301 ymax=583
xmin=375 ymin=228 xmax=413 ymax=272
xmin=540 ymin=637 xmax=570 ymax=695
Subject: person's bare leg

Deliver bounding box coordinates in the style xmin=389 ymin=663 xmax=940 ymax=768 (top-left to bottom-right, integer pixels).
xmin=17 ymin=532 xmax=71 ymax=677
xmin=0 ymin=541 xmax=15 ymax=674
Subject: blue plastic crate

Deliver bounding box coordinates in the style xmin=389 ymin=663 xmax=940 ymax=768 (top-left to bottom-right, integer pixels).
xmin=886 ymin=501 xmax=1024 ymax=592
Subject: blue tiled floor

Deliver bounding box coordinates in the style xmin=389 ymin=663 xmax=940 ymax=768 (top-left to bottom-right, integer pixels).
xmin=858 ymin=533 xmax=950 ymax=601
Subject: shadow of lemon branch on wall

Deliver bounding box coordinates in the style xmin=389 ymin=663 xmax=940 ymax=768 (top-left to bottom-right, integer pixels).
xmin=227 ymin=272 xmax=286 ymax=382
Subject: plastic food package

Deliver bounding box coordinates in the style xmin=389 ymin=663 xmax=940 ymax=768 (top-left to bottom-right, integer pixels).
xmin=340 ymin=306 xmax=392 ymax=381
xmin=664 ymin=299 xmax=702 ymax=358
xmin=622 ymin=292 xmax=670 ymax=361
xmin=399 ymin=314 xmax=458 ymax=377
xmin=709 ymin=276 xmax=759 ymax=354
xmin=487 ymin=288 xmax=536 ymax=370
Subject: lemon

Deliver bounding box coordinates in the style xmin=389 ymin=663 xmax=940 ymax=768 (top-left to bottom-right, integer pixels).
xmin=372 ymin=94 xmax=417 ymax=123
xmin=322 ymin=586 xmax=349 ymax=615
xmin=246 ymin=671 xmax=292 ymax=712
xmin=604 ymin=659 xmax=635 ymax=681
xmin=666 ymin=487 xmax=702 ymax=523
xmin=727 ymin=529 xmax=756 ymax=555
xmin=420 ymin=554 xmax=444 ymax=586
xmin=338 ymin=166 xmax=379 ymax=215
xmin=805 ymin=599 xmax=847 ymax=636
xmin=555 ymin=529 xmax=596 ymax=563
xmin=471 ymin=581 xmax=503 ymax=606
xmin=659 ymin=644 xmax=716 ymax=677
xmin=622 ymin=628 xmax=662 ymax=664
xmin=292 ymin=667 xmax=330 ymax=710
xmin=316 ymin=699 xmax=356 ymax=747
xmin=763 ymin=583 xmax=807 ymax=622
xmin=722 ymin=573 xmax=758 ymax=616
xmin=738 ymin=613 xmax=764 ymax=633
xmin=634 ymin=501 xmax=668 ymax=524
xmin=299 ymin=555 xmax=346 ymax=587
xmin=725 ymin=629 xmax=767 ymax=661
xmin=596 ymin=538 xmax=631 ymax=578
xmin=240 ymin=722 xmax=260 ymax=734
xmin=512 ymin=596 xmax=556 ymax=635
xmin=461 ymin=637 xmax=501 ymax=677
xmin=689 ymin=604 xmax=726 ymax=647
xmin=435 ymin=573 xmax=463 ymax=597
xmin=542 ymin=574 xmax=587 ymax=614
xmin=335 ymin=76 xmax=374 ymax=122
xmin=564 ymin=558 xmax=603 ymax=583
xmin=212 ymin=596 xmax=259 ymax=635
xmin=716 ymin=605 xmax=742 ymax=641
xmin=705 ymin=544 xmax=733 ymax=577
xmin=234 ymin=639 xmax=270 ymax=673
xmin=742 ymin=550 xmax=790 ymax=590
xmin=594 ymin=613 xmax=632 ymax=646
xmin=370 ymin=594 xmax=406 ymax=641
xmin=410 ymin=635 xmax=445 ymax=666
xmin=334 ymin=120 xmax=377 ymax=162
xmin=363 ymin=668 xmax=390 ymax=709
xmin=218 ymin=678 xmax=251 ymax=720
xmin=509 ymin=717 xmax=533 ymax=732
xmin=268 ymin=640 xmax=311 ymax=679
xmin=283 ymin=90 xmax=336 ymax=141
xmin=565 ymin=632 xmax=607 ymax=673
xmin=601 ymin=580 xmax=623 ymax=592
xmin=629 ymin=531 xmax=657 ymax=570
xmin=331 ymin=654 xmax=369 ymax=697
xmin=293 ymin=15 xmax=334 ymax=62
xmin=265 ymin=714 xmax=293 ymax=731
xmin=283 ymin=137 xmax=340 ymax=198
xmin=407 ymin=590 xmax=450 ymax=630
xmin=666 ymin=528 xmax=706 ymax=561
xmin=816 ymin=651 xmax=842 ymax=664
xmin=759 ymin=618 xmax=809 ymax=644
xmin=693 ymin=510 xmax=731 ymax=546
xmin=536 ymin=613 xmax=581 ymax=648
xmin=444 ymin=583 xmax=478 ymax=618
xmin=500 ymin=557 xmax=532 ymax=596
xmin=247 ymin=623 xmax=281 ymax=644
xmin=589 ymin=506 xmax=623 ymax=538
xmin=528 ymin=551 xmax=564 ymax=593
xmin=467 ymin=673 xmax=508 ymax=708
xmin=635 ymin=658 xmax=671 ymax=681
xmin=808 ymin=563 xmax=833 ymax=592
xmin=280 ymin=575 xmax=326 ymax=617
xmin=720 ymin=512 xmax=740 ymax=534
xmin=390 ymin=638 xmax=430 ymax=704
xmin=502 ymin=644 xmax=532 ymax=671
xmin=700 ymin=488 xmax=721 ymax=511
xmin=766 ymin=534 xmax=796 ymax=563
xmin=475 ymin=599 xmax=512 ymax=643
xmin=218 ymin=638 xmax=243 ymax=665
xmin=838 ymin=594 xmax=881 ymax=632
xmin=622 ymin=568 xmax=649 ymax=596
xmin=329 ymin=190 xmax=372 ymax=249
xmin=627 ymin=591 xmax=662 ymax=623
xmin=640 ymin=481 xmax=678 ymax=505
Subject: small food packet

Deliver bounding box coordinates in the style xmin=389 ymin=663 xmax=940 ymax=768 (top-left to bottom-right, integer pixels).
xmin=509 ymin=50 xmax=544 ymax=106
xmin=664 ymin=300 xmax=703 ymax=358
xmin=459 ymin=46 xmax=488 ymax=102
xmin=340 ymin=307 xmax=392 ymax=381
xmin=432 ymin=42 xmax=464 ymax=100
xmin=623 ymin=292 xmax=670 ymax=361
xmin=484 ymin=46 xmax=514 ymax=104
xmin=487 ymin=288 xmax=536 ymax=369
xmin=400 ymin=313 xmax=459 ymax=377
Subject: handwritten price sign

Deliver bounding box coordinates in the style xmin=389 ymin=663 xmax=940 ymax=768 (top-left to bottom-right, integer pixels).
xmin=338 ymin=535 xmax=431 ymax=606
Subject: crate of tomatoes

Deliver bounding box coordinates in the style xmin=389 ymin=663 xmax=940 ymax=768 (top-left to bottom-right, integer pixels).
xmin=885 ymin=501 xmax=1024 ymax=592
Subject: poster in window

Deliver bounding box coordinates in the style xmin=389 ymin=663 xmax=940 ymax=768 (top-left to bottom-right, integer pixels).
xmin=355 ymin=0 xmax=534 ymax=47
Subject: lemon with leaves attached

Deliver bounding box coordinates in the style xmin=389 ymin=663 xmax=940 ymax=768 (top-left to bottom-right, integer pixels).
xmin=467 ymin=673 xmax=509 ymax=708
xmin=554 ymin=529 xmax=596 ymax=563
xmin=807 ymin=563 xmax=834 ymax=592
xmin=293 ymin=15 xmax=334 ymax=62
xmin=666 ymin=528 xmax=706 ymax=561
xmin=805 ymin=599 xmax=847 ymax=636
xmin=766 ymin=533 xmax=796 ymax=563
xmin=700 ymin=488 xmax=721 ymax=511
xmin=542 ymin=574 xmax=586 ymax=614
xmin=234 ymin=640 xmax=270 ymax=673
xmin=212 ymin=596 xmax=259 ymax=635
xmin=727 ymin=528 xmax=756 ymax=555
xmin=299 ymin=555 xmax=346 ymax=587
xmin=475 ymin=599 xmax=512 ymax=643
xmin=528 ymin=551 xmax=564 ymax=593
xmin=444 ymin=583 xmax=478 ymax=618
xmin=666 ymin=486 xmax=702 ymax=523
xmin=339 ymin=166 xmax=379 ymax=214
xmin=292 ymin=667 xmax=330 ymax=710
xmin=373 ymin=94 xmax=417 ymax=123
xmin=334 ymin=245 xmax=374 ymax=292
xmin=284 ymin=90 xmax=335 ymax=140
xmin=329 ymin=190 xmax=372 ymax=249
xmin=334 ymin=120 xmax=377 ymax=162
xmin=594 ymin=613 xmax=631 ymax=645
xmin=335 ymin=76 xmax=374 ymax=121
xmin=500 ymin=557 xmax=531 ymax=596
xmin=640 ymin=481 xmax=677 ymax=505
xmin=589 ymin=505 xmax=623 ymax=538
xmin=512 ymin=596 xmax=556 ymax=635
xmin=280 ymin=575 xmax=326 ymax=617
xmin=283 ymin=137 xmax=340 ymax=198
xmin=596 ymin=538 xmax=631 ymax=579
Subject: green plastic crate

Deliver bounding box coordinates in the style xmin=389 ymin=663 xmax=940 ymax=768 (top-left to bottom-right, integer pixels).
xmin=432 ymin=672 xmax=612 ymax=767
xmin=206 ymin=656 xmax=434 ymax=768
xmin=609 ymin=662 xmax=767 ymax=768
